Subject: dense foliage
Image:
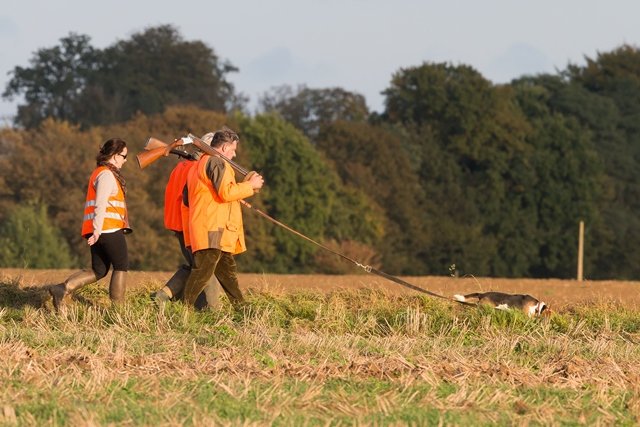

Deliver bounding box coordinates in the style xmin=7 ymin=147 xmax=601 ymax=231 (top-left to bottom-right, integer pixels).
xmin=2 ymin=25 xmax=241 ymax=129
xmin=1 ymin=27 xmax=638 ymax=279
xmin=0 ymin=203 xmax=76 ymax=268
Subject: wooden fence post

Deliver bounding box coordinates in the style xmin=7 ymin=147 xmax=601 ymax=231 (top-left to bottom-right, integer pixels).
xmin=577 ymin=220 xmax=584 ymax=281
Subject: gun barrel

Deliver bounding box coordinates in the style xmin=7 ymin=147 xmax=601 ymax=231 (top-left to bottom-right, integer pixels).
xmin=138 ymin=135 xmax=256 ymax=183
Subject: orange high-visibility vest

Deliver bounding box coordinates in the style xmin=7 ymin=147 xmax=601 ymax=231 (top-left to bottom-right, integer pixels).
xmin=164 ymin=160 xmax=196 ymax=232
xmin=181 ymin=201 xmax=191 ymax=248
xmin=187 ymin=154 xmax=254 ymax=254
xmin=81 ymin=166 xmax=127 ymax=236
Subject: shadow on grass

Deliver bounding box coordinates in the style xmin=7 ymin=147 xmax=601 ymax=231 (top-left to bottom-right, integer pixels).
xmin=0 ymin=278 xmax=51 ymax=309
xmin=0 ymin=273 xmax=120 ymax=310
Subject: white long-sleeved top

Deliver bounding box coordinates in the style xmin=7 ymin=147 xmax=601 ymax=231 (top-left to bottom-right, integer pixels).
xmin=92 ymin=169 xmax=121 ymax=234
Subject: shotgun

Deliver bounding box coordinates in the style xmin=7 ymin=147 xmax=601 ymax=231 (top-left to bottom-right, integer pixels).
xmin=136 ymin=135 xmax=255 ymax=182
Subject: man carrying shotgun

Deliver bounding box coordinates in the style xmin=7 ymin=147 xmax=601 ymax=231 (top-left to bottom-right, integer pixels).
xmin=182 ymin=127 xmax=264 ymax=307
xmin=151 ymin=132 xmax=221 ymax=308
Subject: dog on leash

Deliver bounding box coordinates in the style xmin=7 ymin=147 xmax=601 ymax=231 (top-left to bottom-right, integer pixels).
xmin=453 ymin=291 xmax=549 ymax=317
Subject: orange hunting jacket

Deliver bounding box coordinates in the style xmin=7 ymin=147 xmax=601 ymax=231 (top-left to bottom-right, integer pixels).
xmin=187 ymin=154 xmax=254 ymax=254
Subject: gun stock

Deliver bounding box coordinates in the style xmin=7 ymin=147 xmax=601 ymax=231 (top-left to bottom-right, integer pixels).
xmin=144 ymin=137 xmax=169 ymax=151
xmin=136 ymin=138 xmax=182 ymax=169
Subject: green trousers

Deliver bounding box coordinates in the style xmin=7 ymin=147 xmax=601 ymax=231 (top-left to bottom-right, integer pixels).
xmin=183 ymin=248 xmax=244 ymax=306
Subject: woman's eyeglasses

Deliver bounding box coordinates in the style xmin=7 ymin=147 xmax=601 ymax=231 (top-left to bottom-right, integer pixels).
xmin=118 ymin=153 xmax=128 ymax=160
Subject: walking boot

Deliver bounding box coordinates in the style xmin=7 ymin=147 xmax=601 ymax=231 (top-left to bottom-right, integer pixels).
xmin=151 ymin=288 xmax=171 ymax=304
xmin=109 ymin=270 xmax=127 ymax=305
xmin=49 ymin=270 xmax=97 ymax=311
xmin=151 ymin=266 xmax=190 ymax=303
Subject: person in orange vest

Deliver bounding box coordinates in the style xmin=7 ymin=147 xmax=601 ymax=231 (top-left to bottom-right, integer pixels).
xmin=49 ymin=138 xmax=132 ymax=310
xmin=152 ymin=133 xmax=221 ymax=309
xmin=182 ymin=127 xmax=264 ymax=307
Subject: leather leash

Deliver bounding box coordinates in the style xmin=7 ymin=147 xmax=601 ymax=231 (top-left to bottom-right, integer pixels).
xmin=240 ymin=199 xmax=475 ymax=307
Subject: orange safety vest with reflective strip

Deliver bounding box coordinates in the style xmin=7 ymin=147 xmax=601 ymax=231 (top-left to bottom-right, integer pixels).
xmin=81 ymin=166 xmax=128 ymax=236
xmin=181 ymin=202 xmax=191 ymax=248
xmin=164 ymin=160 xmax=196 ymax=232
xmin=187 ymin=154 xmax=254 ymax=254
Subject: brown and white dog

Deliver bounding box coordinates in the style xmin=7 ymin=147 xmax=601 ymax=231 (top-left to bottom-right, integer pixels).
xmin=453 ymin=291 xmax=549 ymax=317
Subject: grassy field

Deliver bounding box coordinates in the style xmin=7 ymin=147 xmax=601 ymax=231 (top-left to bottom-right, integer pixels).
xmin=1 ymin=272 xmax=640 ymax=426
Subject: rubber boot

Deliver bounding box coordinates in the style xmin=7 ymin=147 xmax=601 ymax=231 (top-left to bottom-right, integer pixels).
xmin=109 ymin=270 xmax=127 ymax=304
xmin=193 ymin=291 xmax=208 ymax=310
xmin=203 ymin=276 xmax=221 ymax=309
xmin=194 ymin=276 xmax=222 ymax=311
xmin=165 ymin=266 xmax=191 ymax=300
xmin=215 ymin=253 xmax=244 ymax=306
xmin=184 ymin=250 xmax=218 ymax=306
xmin=49 ymin=270 xmax=97 ymax=311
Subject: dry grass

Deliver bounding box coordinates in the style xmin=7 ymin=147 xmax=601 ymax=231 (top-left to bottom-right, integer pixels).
xmin=1 ymin=272 xmax=639 ymax=425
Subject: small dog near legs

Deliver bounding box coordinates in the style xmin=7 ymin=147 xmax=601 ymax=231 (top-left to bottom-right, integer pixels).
xmin=454 ymin=291 xmax=549 ymax=317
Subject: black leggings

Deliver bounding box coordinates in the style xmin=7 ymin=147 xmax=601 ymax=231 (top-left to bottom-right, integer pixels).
xmin=90 ymin=230 xmax=129 ymax=279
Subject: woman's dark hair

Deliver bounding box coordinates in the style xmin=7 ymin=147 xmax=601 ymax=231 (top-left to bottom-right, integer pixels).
xmin=96 ymin=138 xmax=127 ymax=194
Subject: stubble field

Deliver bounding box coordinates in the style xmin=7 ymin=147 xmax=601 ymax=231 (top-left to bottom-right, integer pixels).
xmin=4 ymin=268 xmax=640 ymax=309
xmin=1 ymin=268 xmax=639 ymax=425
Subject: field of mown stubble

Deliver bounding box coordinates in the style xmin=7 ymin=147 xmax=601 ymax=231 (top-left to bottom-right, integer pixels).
xmin=1 ymin=269 xmax=640 ymax=426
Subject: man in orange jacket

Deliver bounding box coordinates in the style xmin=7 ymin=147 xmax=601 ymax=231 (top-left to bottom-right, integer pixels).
xmin=182 ymin=127 xmax=263 ymax=307
xmin=152 ymin=133 xmax=221 ymax=308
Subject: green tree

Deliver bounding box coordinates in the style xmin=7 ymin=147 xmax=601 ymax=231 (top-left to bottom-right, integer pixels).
xmin=382 ymin=62 xmax=494 ymax=133
xmin=557 ymin=45 xmax=640 ymax=279
xmin=79 ymin=25 xmax=243 ymax=127
xmin=0 ymin=203 xmax=76 ymax=268
xmin=513 ymin=79 xmax=604 ymax=277
xmin=382 ymin=63 xmax=537 ymax=276
xmin=0 ymin=120 xmax=96 ymax=258
xmin=3 ymin=25 xmax=242 ymax=129
xmin=316 ymin=121 xmax=428 ymax=274
xmin=259 ymin=85 xmax=369 ymax=140
xmin=237 ymin=113 xmax=383 ymax=272
xmin=2 ymin=34 xmax=98 ymax=129
xmin=380 ymin=61 xmax=606 ymax=278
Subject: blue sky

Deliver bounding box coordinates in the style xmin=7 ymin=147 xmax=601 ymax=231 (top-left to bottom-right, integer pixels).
xmin=1 ymin=0 xmax=639 ymax=122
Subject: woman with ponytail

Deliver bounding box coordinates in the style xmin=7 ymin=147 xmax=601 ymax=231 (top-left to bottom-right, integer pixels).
xmin=50 ymin=138 xmax=132 ymax=309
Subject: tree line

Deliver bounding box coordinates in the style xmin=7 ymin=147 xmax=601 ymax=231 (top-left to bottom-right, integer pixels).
xmin=1 ymin=25 xmax=638 ymax=279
